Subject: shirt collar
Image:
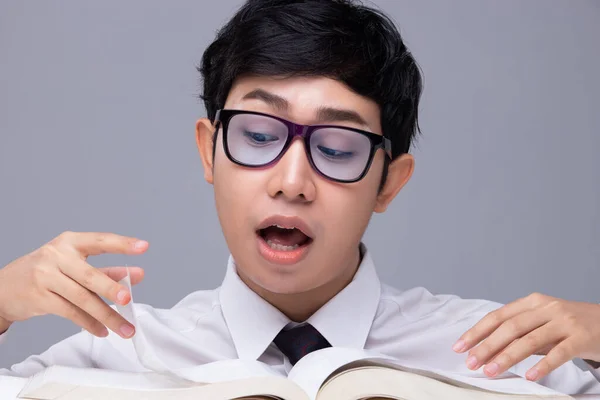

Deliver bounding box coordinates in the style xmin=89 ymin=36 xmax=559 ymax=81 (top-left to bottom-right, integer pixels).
xmin=219 ymin=243 xmax=382 ymax=361
xmin=219 ymin=256 xmax=290 ymax=361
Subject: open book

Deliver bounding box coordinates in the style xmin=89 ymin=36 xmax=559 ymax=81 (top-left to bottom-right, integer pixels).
xmin=7 ymin=347 xmax=574 ymax=400
xmin=1 ymin=269 xmax=576 ymax=400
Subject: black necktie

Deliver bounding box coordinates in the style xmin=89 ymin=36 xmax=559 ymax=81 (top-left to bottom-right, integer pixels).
xmin=273 ymin=323 xmax=332 ymax=366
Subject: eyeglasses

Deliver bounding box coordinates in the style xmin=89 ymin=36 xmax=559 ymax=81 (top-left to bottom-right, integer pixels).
xmin=213 ymin=109 xmax=391 ymax=183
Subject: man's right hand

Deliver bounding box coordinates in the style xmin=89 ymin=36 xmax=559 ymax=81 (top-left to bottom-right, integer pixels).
xmin=0 ymin=231 xmax=148 ymax=339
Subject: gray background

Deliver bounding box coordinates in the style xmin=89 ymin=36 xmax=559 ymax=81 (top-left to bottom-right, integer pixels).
xmin=0 ymin=0 xmax=598 ymax=368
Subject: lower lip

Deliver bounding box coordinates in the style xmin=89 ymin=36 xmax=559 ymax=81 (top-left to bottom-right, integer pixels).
xmin=257 ymin=235 xmax=311 ymax=265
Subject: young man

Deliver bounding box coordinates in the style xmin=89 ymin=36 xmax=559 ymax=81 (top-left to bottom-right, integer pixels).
xmin=1 ymin=0 xmax=599 ymax=395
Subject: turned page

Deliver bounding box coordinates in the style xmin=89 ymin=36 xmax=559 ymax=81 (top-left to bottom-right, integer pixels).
xmin=287 ymin=347 xmax=397 ymax=399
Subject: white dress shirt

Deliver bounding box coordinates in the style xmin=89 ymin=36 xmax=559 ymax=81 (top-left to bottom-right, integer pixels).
xmin=1 ymin=244 xmax=599 ymax=395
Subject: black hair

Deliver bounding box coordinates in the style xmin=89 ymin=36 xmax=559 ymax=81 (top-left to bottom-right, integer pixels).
xmin=198 ymin=0 xmax=423 ymax=190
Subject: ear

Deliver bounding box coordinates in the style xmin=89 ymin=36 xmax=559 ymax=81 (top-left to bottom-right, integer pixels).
xmin=374 ymin=154 xmax=415 ymax=213
xmin=195 ymin=118 xmax=215 ymax=185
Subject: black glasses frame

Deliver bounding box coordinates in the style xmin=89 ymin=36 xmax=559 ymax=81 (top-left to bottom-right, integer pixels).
xmin=213 ymin=109 xmax=392 ymax=183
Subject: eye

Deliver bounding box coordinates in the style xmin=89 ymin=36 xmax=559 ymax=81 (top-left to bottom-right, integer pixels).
xmin=317 ymin=145 xmax=354 ymax=159
xmin=243 ymin=131 xmax=279 ymax=144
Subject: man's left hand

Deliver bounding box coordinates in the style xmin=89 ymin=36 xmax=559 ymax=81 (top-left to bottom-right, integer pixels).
xmin=452 ymin=293 xmax=600 ymax=381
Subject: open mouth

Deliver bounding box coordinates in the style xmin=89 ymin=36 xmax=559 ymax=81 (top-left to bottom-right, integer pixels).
xmin=257 ymin=224 xmax=313 ymax=251
xmin=255 ymin=216 xmax=314 ymax=265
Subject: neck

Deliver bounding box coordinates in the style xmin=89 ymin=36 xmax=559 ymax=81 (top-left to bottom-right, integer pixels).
xmin=242 ymin=246 xmax=362 ymax=322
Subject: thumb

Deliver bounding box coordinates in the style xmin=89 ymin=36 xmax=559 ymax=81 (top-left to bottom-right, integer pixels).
xmin=100 ymin=266 xmax=145 ymax=286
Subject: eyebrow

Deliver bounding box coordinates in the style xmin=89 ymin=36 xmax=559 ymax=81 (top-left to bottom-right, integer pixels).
xmin=241 ymin=88 xmax=369 ymax=127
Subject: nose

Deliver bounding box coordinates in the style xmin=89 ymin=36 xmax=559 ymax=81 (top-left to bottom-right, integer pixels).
xmin=266 ymin=138 xmax=316 ymax=203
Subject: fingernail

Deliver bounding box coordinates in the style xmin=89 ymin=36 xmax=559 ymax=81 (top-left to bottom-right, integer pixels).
xmin=526 ymin=368 xmax=539 ymax=380
xmin=453 ymin=339 xmax=466 ymax=352
xmin=120 ymin=324 xmax=135 ymax=338
xmin=484 ymin=362 xmax=499 ymax=376
xmin=467 ymin=355 xmax=478 ymax=369
xmin=117 ymin=290 xmax=129 ymax=304
xmin=134 ymin=240 xmax=147 ymax=250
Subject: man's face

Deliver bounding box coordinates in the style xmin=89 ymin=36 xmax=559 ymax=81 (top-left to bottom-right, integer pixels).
xmin=196 ymin=75 xmax=412 ymax=296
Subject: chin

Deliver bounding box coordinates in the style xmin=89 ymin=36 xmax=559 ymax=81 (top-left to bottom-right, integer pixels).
xmin=256 ymin=264 xmax=318 ymax=295
xmin=241 ymin=255 xmax=322 ymax=296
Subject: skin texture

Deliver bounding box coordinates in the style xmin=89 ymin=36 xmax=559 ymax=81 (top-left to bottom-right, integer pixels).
xmin=195 ymin=75 xmax=414 ymax=322
xmin=454 ymin=293 xmax=600 ymax=381
xmin=0 ymin=231 xmax=147 ymax=338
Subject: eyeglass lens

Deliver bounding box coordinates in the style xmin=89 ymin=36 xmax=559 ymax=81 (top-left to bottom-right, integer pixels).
xmin=226 ymin=113 xmax=372 ymax=182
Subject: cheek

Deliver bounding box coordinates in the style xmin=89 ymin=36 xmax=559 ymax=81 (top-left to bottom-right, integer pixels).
xmin=336 ymin=157 xmax=382 ymax=226
xmin=320 ymin=174 xmax=380 ymax=243
xmin=212 ymin=143 xmax=275 ymax=246
xmin=212 ymin=149 xmax=257 ymax=237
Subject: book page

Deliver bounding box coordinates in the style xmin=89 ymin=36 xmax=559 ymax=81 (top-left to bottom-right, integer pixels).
xmin=114 ymin=269 xmax=196 ymax=382
xmin=19 ymin=375 xmax=307 ymax=400
xmin=287 ymin=347 xmax=396 ymax=399
xmin=16 ymin=360 xmax=293 ymax=398
xmin=286 ymin=347 xmax=571 ymax=400
xmin=329 ymin=358 xmax=571 ymax=397
xmin=318 ymin=366 xmax=573 ymax=400
xmin=19 ymin=365 xmax=196 ymax=392
xmin=16 ymin=364 xmax=310 ymax=400
xmin=0 ymin=376 xmax=28 ymax=400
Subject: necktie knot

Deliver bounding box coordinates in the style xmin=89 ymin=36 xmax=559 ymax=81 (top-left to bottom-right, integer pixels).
xmin=273 ymin=323 xmax=331 ymax=366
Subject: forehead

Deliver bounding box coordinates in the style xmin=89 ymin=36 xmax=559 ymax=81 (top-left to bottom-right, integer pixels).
xmin=224 ymin=75 xmax=382 ymax=134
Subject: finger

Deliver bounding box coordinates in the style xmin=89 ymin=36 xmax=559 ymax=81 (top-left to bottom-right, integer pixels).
xmin=466 ymin=309 xmax=552 ymax=370
xmin=525 ymin=337 xmax=580 ymax=381
xmin=45 ymin=292 xmax=109 ymax=338
xmin=60 ymin=231 xmax=149 ymax=257
xmin=482 ymin=323 xmax=564 ymax=377
xmin=58 ymin=257 xmax=132 ymax=305
xmin=453 ymin=297 xmax=538 ymax=353
xmin=100 ymin=266 xmax=145 ymax=286
xmin=48 ymin=274 xmax=135 ymax=339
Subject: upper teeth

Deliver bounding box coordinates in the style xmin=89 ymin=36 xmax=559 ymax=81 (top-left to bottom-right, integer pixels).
xmin=273 ymin=224 xmax=294 ymax=230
